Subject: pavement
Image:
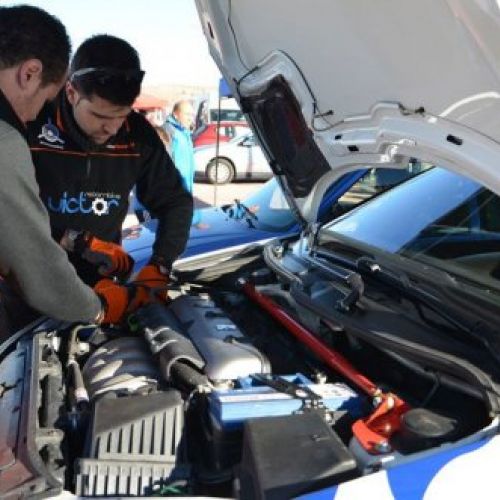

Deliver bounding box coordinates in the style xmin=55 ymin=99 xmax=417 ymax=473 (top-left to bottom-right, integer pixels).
xmin=124 ymin=180 xmax=264 ymax=228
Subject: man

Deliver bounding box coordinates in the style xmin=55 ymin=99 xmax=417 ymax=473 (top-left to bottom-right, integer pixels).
xmin=165 ymin=100 xmax=209 ymax=229
xmin=28 ymin=35 xmax=193 ymax=300
xmin=0 ymin=5 xmax=129 ymax=334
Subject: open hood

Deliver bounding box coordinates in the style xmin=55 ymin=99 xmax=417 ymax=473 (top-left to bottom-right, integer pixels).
xmin=195 ymin=0 xmax=500 ymax=224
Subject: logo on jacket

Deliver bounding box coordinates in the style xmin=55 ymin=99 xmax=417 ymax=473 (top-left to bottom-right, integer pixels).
xmin=47 ymin=192 xmax=120 ymax=216
xmin=38 ymin=119 xmax=64 ymax=147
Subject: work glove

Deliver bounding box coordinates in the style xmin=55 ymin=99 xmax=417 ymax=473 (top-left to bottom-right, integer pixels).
xmin=94 ymin=278 xmax=131 ymax=325
xmin=128 ymin=260 xmax=171 ymax=311
xmin=61 ymin=230 xmax=134 ymax=279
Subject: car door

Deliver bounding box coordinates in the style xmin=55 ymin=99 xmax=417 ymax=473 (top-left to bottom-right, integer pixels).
xmin=241 ymin=134 xmax=271 ymax=178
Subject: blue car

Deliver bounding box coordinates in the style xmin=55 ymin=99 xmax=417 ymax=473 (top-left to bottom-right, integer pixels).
xmin=4 ymin=2 xmax=500 ymax=499
xmin=125 ymin=174 xmax=364 ymax=270
xmin=126 ymin=166 xmax=427 ymax=271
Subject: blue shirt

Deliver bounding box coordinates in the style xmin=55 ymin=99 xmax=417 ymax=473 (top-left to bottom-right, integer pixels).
xmin=166 ymin=116 xmax=195 ymax=194
xmin=165 ymin=116 xmax=201 ymax=225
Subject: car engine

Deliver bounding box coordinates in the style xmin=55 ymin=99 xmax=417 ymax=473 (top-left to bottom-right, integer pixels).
xmin=0 ymin=256 xmax=493 ymax=499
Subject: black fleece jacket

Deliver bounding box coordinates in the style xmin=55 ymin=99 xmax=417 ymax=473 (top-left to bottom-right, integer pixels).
xmin=28 ymin=93 xmax=193 ymax=284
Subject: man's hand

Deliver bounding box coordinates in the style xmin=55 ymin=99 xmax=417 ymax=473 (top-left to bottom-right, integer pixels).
xmin=61 ymin=230 xmax=134 ymax=279
xmin=128 ymin=262 xmax=170 ymax=311
xmin=83 ymin=237 xmax=134 ymax=278
xmin=94 ymin=278 xmax=131 ymax=324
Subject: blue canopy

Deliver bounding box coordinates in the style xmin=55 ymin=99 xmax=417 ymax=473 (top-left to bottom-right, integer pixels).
xmin=218 ymin=77 xmax=232 ymax=98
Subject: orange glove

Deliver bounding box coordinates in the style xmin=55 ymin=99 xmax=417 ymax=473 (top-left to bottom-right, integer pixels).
xmin=128 ymin=263 xmax=170 ymax=311
xmin=94 ymin=279 xmax=130 ymax=324
xmin=60 ymin=230 xmax=134 ymax=279
xmin=83 ymin=237 xmax=134 ymax=278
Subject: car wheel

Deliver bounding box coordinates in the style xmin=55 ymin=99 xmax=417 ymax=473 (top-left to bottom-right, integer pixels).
xmin=206 ymin=158 xmax=235 ymax=184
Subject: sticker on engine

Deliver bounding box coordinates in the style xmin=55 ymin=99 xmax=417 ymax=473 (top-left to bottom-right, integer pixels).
xmin=216 ymin=383 xmax=357 ymax=403
xmin=216 ymin=324 xmax=237 ymax=331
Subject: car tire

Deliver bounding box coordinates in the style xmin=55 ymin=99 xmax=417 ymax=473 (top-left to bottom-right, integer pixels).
xmin=206 ymin=158 xmax=235 ymax=185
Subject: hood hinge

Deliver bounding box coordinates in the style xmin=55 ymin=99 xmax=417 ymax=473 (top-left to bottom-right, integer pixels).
xmin=298 ymin=222 xmax=320 ymax=256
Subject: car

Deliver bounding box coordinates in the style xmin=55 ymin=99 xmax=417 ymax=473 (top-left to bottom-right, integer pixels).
xmin=194 ymin=131 xmax=273 ymax=184
xmin=126 ymin=165 xmax=424 ymax=273
xmin=194 ymin=95 xmax=246 ymax=131
xmin=190 ymin=1 xmax=500 ymax=498
xmin=3 ymin=2 xmax=500 ymax=499
xmin=192 ymin=120 xmax=251 ymax=147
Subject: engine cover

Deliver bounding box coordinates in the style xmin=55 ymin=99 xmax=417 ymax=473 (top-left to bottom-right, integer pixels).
xmin=169 ymin=295 xmax=271 ymax=381
xmin=82 ymin=337 xmax=159 ymax=399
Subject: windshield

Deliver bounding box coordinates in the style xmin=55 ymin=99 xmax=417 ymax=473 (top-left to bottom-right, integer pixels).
xmin=324 ymin=167 xmax=500 ymax=291
xmin=241 ymin=165 xmax=429 ymax=233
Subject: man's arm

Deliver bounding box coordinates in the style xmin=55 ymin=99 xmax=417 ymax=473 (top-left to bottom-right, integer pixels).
xmin=135 ymin=132 xmax=193 ymax=269
xmin=0 ymin=124 xmax=102 ymax=322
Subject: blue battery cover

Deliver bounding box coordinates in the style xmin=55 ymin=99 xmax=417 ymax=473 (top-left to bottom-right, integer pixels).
xmin=209 ymin=374 xmax=365 ymax=430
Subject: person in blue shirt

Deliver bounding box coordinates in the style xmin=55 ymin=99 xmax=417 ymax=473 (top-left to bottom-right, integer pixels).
xmin=164 ymin=100 xmax=209 ymax=229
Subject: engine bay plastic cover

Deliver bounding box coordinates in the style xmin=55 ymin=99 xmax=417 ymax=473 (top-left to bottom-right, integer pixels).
xmin=169 ymin=295 xmax=271 ymax=380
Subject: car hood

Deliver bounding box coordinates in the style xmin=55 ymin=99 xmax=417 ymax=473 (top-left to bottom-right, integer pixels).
xmin=123 ymin=207 xmax=282 ymax=270
xmin=195 ymin=0 xmax=500 ymax=224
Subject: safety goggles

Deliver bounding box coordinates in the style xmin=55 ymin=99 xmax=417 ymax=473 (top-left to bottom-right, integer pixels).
xmin=69 ymin=67 xmax=145 ymax=86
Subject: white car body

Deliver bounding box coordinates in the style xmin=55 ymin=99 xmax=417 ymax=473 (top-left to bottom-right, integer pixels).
xmin=194 ymin=132 xmax=272 ymax=183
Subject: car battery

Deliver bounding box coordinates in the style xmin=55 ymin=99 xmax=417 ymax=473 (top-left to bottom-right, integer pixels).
xmin=208 ymin=373 xmax=364 ymax=431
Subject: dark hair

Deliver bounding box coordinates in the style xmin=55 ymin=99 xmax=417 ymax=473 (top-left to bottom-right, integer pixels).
xmin=0 ymin=5 xmax=70 ymax=85
xmin=70 ymin=35 xmax=143 ymax=106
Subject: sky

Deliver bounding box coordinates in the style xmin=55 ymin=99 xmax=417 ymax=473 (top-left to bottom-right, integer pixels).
xmin=2 ymin=0 xmax=221 ymax=87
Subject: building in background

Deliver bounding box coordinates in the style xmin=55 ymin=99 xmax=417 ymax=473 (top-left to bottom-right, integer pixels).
xmin=133 ymin=93 xmax=168 ymax=126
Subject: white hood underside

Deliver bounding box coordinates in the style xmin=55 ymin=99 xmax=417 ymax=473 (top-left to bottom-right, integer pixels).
xmin=196 ymin=0 xmax=500 ymax=221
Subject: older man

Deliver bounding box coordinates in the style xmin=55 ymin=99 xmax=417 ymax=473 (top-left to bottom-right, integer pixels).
xmin=165 ymin=100 xmax=209 ymax=229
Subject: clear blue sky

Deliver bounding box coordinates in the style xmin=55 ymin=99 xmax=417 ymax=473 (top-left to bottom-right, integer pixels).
xmin=2 ymin=0 xmax=221 ymax=87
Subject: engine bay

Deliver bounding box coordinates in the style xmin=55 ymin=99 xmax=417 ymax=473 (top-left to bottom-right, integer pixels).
xmin=1 ymin=253 xmax=494 ymax=498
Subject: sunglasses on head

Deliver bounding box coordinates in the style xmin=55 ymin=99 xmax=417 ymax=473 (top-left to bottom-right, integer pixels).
xmin=70 ymin=67 xmax=145 ymax=85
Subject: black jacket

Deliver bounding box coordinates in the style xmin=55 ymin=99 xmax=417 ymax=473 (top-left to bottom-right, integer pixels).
xmin=28 ymin=93 xmax=193 ymax=284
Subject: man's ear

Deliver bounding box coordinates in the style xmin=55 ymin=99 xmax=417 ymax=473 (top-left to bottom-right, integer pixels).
xmin=17 ymin=59 xmax=43 ymax=91
xmin=65 ymin=80 xmax=79 ymax=106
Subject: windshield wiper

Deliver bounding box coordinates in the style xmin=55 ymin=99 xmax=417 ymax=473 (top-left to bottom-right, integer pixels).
xmin=311 ymin=246 xmax=500 ymax=364
xmin=356 ymin=254 xmax=500 ymax=365
xmin=221 ymin=199 xmax=259 ymax=228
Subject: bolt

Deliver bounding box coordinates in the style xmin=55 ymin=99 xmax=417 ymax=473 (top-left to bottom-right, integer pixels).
xmin=314 ymin=372 xmax=327 ymax=384
xmin=374 ymin=441 xmax=391 ymax=453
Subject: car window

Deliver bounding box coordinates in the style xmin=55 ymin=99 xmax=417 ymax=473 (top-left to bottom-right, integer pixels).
xmin=334 ymin=163 xmax=431 ymax=213
xmin=223 ymin=126 xmax=235 ymax=138
xmin=242 ymin=134 xmax=255 ymax=146
xmin=211 ymin=109 xmax=245 ymax=122
xmin=325 ymin=166 xmax=500 ymax=292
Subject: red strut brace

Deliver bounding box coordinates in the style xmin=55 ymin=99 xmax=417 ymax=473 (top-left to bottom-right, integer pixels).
xmin=243 ymin=281 xmax=410 ymax=454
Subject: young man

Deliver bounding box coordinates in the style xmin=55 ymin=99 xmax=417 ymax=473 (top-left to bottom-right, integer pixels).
xmin=28 ymin=35 xmax=193 ymax=300
xmin=0 ymin=5 xmax=128 ymax=335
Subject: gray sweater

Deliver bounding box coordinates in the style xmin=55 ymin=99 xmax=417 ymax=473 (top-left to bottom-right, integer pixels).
xmin=0 ymin=120 xmax=101 ymax=322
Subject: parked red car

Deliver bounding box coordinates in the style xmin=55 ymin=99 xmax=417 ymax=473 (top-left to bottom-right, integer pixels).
xmin=192 ymin=121 xmax=250 ymax=147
